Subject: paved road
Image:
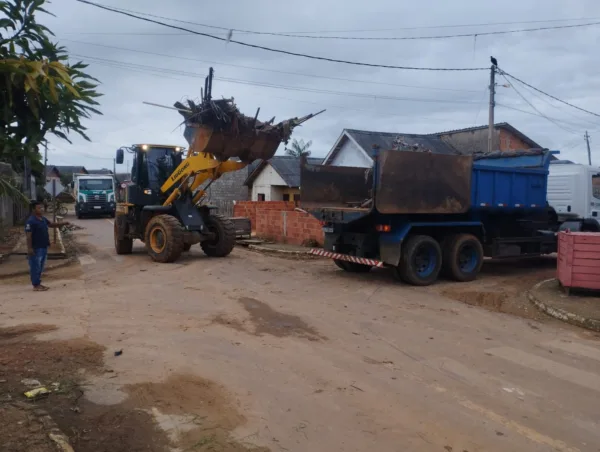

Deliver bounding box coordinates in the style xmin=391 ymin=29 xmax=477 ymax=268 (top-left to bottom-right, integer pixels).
xmin=2 ymin=216 xmax=600 ymax=451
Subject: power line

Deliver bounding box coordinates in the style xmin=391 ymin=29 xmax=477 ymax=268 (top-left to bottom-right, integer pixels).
xmin=226 ymin=21 xmax=600 ymax=41
xmin=263 ymin=18 xmax=600 ymax=34
xmin=63 ymin=39 xmax=480 ymax=93
xmin=499 ymin=68 xmax=600 ymax=118
xmin=74 ymin=53 xmax=483 ymax=105
xmin=512 ymin=77 xmax=599 ymax=128
xmin=78 ymin=5 xmax=600 ymax=39
xmin=496 ymin=103 xmax=585 ymax=130
xmin=499 ymin=71 xmax=579 ymax=134
xmin=75 ymin=0 xmax=487 ymax=71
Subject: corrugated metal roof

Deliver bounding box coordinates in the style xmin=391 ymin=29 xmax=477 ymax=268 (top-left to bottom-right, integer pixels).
xmin=345 ymin=129 xmax=460 ymax=156
xmin=87 ymin=169 xmax=114 ymax=175
xmin=51 ymin=165 xmax=88 ymax=176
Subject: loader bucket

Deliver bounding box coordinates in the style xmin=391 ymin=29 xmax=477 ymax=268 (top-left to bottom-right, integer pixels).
xmin=176 ymin=68 xmax=324 ymax=163
xmin=185 ymin=122 xmax=297 ymax=163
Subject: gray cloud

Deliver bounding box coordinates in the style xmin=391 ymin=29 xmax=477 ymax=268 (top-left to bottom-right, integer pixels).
xmin=43 ymin=0 xmax=600 ymax=168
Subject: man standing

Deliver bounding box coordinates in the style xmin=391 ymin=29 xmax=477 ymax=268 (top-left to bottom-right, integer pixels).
xmin=25 ymin=200 xmax=70 ymax=291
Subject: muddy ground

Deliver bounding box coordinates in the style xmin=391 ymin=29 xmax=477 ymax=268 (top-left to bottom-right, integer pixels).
xmin=2 ymin=216 xmax=597 ymax=452
xmin=0 ymin=323 xmax=268 ymax=452
xmin=433 ymin=256 xmax=557 ymax=322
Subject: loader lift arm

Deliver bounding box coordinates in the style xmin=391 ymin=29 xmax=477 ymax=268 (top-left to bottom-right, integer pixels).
xmin=160 ymin=126 xmax=248 ymax=208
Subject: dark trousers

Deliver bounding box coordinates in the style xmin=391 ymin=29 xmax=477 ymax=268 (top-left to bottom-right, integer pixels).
xmin=28 ymin=248 xmax=47 ymax=286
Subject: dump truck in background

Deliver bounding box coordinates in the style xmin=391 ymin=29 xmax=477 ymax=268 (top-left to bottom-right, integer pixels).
xmin=301 ymin=147 xmax=569 ymax=286
xmin=73 ymin=173 xmax=117 ymax=219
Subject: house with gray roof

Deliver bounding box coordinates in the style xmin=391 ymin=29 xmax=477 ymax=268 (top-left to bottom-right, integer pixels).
xmin=46 ymin=165 xmax=88 ymax=183
xmin=323 ymin=129 xmax=459 ymax=167
xmin=322 ymin=123 xmax=543 ymax=167
xmin=244 ymin=156 xmax=323 ymax=201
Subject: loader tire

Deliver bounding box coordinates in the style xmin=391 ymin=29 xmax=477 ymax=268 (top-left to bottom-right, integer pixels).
xmin=114 ymin=215 xmax=133 ymax=255
xmin=201 ymin=214 xmax=236 ymax=257
xmin=145 ymin=214 xmax=184 ymax=263
xmin=183 ymin=243 xmax=192 ymax=252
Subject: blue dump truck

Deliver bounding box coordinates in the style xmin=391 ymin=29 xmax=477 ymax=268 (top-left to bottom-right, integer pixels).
xmin=301 ymin=147 xmax=560 ymax=286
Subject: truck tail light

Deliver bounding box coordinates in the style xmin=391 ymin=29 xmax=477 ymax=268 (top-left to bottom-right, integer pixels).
xmin=376 ymin=224 xmax=391 ymax=232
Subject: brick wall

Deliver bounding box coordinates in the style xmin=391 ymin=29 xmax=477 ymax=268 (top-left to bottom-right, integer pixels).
xmin=204 ymin=166 xmax=251 ymax=205
xmin=233 ymin=201 xmax=296 ymax=230
xmin=233 ymin=200 xmax=323 ymax=245
xmin=498 ymin=129 xmax=530 ymax=151
xmin=255 ymin=209 xmax=324 ymax=246
xmin=439 ymin=127 xmax=538 ymax=154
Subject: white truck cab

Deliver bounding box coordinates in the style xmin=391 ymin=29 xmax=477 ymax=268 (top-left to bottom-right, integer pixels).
xmin=73 ymin=173 xmax=116 ymax=219
xmin=547 ymin=161 xmax=600 ymax=230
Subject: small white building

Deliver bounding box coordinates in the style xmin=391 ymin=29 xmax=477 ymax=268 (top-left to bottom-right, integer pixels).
xmin=322 ymin=129 xmax=459 ymax=167
xmin=245 ymin=156 xmax=322 ymax=201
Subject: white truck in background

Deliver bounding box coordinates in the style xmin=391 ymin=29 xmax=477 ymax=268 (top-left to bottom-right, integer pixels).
xmin=547 ymin=161 xmax=600 ymax=231
xmin=72 ymin=173 xmax=116 ymax=219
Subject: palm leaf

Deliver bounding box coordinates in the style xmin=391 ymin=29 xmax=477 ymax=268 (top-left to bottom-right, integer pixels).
xmin=0 ymin=175 xmax=28 ymax=205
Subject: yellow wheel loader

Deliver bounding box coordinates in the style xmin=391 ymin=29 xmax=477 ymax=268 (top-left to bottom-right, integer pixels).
xmin=113 ymin=68 xmax=323 ymax=263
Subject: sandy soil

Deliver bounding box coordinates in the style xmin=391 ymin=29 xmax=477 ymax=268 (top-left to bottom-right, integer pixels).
xmin=1 ymin=217 xmax=599 ymax=452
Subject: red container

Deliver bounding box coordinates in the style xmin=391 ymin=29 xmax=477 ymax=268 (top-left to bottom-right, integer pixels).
xmin=557 ymin=231 xmax=600 ymax=290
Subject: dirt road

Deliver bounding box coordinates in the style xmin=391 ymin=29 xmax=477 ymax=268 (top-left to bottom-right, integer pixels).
xmin=1 ymin=216 xmax=599 ymax=452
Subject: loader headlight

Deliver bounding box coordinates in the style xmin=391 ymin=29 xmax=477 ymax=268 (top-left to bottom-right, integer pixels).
xmin=141 ymin=144 xmax=148 ymax=150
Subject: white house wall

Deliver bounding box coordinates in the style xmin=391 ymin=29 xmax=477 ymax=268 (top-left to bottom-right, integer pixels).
xmin=251 ymin=164 xmax=288 ymax=201
xmin=329 ymin=138 xmax=373 ymax=168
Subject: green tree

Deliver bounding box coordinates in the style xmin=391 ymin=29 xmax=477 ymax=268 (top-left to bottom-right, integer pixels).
xmin=0 ymin=0 xmax=102 ymax=177
xmin=284 ymin=138 xmax=312 ymax=158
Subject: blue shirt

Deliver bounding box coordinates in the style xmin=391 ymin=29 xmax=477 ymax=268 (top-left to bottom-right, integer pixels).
xmin=25 ymin=215 xmax=50 ymax=249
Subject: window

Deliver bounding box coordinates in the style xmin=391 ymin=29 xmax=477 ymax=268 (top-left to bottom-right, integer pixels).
xmin=257 ymin=193 xmax=265 ymax=201
xmin=593 ymin=173 xmax=600 ymax=200
xmin=79 ymin=179 xmax=113 ymax=190
xmin=294 ymin=194 xmax=300 ymax=202
xmin=283 ymin=194 xmax=290 ymax=201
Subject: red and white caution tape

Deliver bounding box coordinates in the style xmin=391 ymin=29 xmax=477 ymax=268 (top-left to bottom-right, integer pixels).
xmin=310 ymin=249 xmax=384 ymax=267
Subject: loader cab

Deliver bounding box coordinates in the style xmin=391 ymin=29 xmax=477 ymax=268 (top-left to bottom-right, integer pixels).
xmin=116 ymin=144 xmax=184 ymax=205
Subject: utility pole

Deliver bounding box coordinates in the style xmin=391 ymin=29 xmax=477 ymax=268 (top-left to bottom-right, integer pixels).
xmin=43 ymin=141 xmax=48 ymax=183
xmin=113 ymin=157 xmax=116 ymax=175
xmin=488 ymin=57 xmax=497 ymax=154
xmin=22 ymin=156 xmax=30 ymax=199
xmin=585 ymin=131 xmax=592 ymax=165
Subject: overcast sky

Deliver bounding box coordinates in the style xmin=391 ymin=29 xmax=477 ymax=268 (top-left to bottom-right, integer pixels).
xmin=42 ymin=0 xmax=600 ymax=169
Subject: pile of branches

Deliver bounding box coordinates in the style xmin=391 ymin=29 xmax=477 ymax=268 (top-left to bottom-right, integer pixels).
xmin=174 ymin=97 xmax=296 ymax=143
xmin=391 ymin=136 xmax=433 ymax=153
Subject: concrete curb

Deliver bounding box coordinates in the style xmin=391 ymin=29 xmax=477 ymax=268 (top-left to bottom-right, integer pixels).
xmin=0 ymin=256 xmax=75 ymax=280
xmin=246 ymin=244 xmax=318 ymax=257
xmin=22 ymin=403 xmax=75 ymax=452
xmin=11 ymin=229 xmax=66 ymax=259
xmin=528 ymin=279 xmax=600 ymax=332
xmin=48 ymin=228 xmax=67 ymax=260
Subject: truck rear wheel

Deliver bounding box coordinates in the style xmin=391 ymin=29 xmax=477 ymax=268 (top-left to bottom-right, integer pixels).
xmin=145 ymin=214 xmax=184 ymax=263
xmin=114 ymin=215 xmax=133 ymax=255
xmin=395 ymin=235 xmax=441 ymax=286
xmin=201 ymin=214 xmax=236 ymax=257
xmin=442 ymin=233 xmax=483 ymax=282
xmin=333 ymin=259 xmax=372 ymax=273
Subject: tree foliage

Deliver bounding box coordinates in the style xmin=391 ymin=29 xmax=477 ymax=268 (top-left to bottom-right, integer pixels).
xmin=0 ymin=0 xmax=102 ymax=173
xmin=284 ymin=138 xmax=312 ymax=158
